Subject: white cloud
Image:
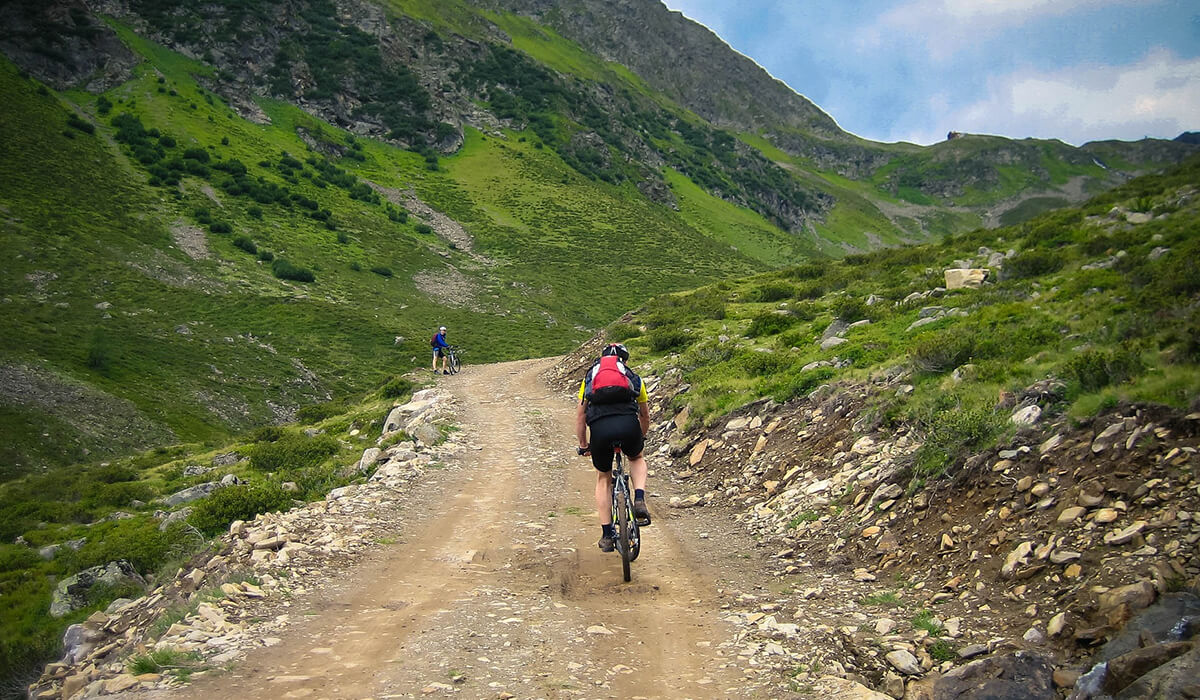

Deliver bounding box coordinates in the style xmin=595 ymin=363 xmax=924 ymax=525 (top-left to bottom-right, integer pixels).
xmin=859 ymin=0 xmax=1149 ymax=60
xmin=898 ymin=49 xmax=1200 ymax=144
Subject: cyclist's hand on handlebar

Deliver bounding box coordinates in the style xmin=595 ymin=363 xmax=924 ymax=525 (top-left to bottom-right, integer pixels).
xmin=577 ymin=445 xmax=591 ymax=456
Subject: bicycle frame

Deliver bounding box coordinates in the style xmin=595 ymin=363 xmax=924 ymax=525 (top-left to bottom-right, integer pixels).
xmin=610 ymin=447 xmax=640 ymax=581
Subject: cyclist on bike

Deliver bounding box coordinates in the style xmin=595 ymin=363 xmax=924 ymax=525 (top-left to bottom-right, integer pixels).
xmin=576 ymin=343 xmax=651 ymax=552
xmin=431 ymin=326 xmax=450 ymax=374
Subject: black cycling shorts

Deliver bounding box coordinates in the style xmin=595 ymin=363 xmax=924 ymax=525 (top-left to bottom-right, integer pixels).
xmin=587 ymin=413 xmax=644 ymax=472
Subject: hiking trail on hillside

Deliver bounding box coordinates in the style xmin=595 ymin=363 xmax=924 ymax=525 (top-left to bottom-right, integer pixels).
xmin=131 ymin=358 xmax=786 ymax=700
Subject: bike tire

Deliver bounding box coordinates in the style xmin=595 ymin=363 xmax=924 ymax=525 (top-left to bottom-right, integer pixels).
xmin=616 ymin=491 xmax=632 ymax=582
xmin=448 ymin=351 xmax=460 ymax=374
xmin=625 ymin=476 xmax=641 ymax=562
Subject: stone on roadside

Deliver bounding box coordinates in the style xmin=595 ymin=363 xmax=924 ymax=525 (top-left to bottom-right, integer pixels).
xmin=886 ymin=649 xmax=923 ymax=675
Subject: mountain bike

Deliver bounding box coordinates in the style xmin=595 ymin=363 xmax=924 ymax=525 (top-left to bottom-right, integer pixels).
xmin=610 ymin=445 xmax=641 ymax=582
xmin=577 ymin=443 xmax=640 ymax=581
xmin=445 ymin=345 xmax=462 ymax=374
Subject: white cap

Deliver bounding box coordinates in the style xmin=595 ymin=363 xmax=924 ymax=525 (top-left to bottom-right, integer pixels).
xmin=439 ymin=326 xmax=447 ymax=331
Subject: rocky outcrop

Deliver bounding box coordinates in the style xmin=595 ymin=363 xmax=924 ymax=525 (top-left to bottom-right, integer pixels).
xmin=50 ymin=561 xmax=146 ymax=618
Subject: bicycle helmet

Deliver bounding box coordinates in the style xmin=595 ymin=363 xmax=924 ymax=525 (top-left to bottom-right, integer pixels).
xmin=439 ymin=326 xmax=447 ymax=331
xmin=601 ymin=342 xmax=630 ymax=362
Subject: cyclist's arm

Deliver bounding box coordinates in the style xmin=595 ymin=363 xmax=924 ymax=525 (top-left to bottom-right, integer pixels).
xmin=576 ymin=381 xmax=589 ymax=450
xmin=576 ymin=402 xmax=590 ymax=450
xmin=637 ymin=381 xmax=649 ymax=436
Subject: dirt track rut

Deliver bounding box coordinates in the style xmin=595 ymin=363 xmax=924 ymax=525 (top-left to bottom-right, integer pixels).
xmin=156 ymin=358 xmax=772 ymax=699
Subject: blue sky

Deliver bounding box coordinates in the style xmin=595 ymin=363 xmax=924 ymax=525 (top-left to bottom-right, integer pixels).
xmin=660 ymin=0 xmax=1199 ymax=146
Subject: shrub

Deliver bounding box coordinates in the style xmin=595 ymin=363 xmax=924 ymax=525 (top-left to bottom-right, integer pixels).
xmin=746 ymin=312 xmax=799 ymax=338
xmin=832 ymin=297 xmax=868 ymax=322
xmin=182 ymin=147 xmax=210 ymax=163
xmin=414 ymin=223 xmax=433 ymax=234
xmin=271 ymin=259 xmax=315 ymax=283
xmin=767 ymin=367 xmax=834 ymax=402
xmin=209 ymin=221 xmax=232 ymax=234
xmin=248 ymin=431 xmax=339 ymax=472
xmin=247 ymin=206 xmax=263 ymax=219
xmin=232 ymin=236 xmax=257 ymax=254
xmin=1005 ymin=250 xmax=1064 ymax=279
xmin=370 ymin=265 xmax=393 ymax=277
xmin=96 ymin=95 xmax=113 ymax=115
xmin=745 ymin=281 xmax=794 ymax=303
xmin=189 ymin=483 xmax=294 ymax=535
xmin=784 ymin=263 xmax=826 ymax=280
xmin=295 ymin=400 xmax=347 ymax=423
xmin=648 ymin=327 xmax=692 ymax=353
xmin=607 ymin=323 xmax=641 ymax=342
xmin=913 ymin=406 xmax=1004 ymax=477
xmin=1064 ymin=345 xmax=1144 ymax=392
xmin=380 ymin=376 xmax=413 ymax=399
xmin=66 ymin=114 xmax=94 ymax=134
xmin=257 ymin=250 xmax=274 ymax=262
xmin=910 ymin=331 xmax=975 ymax=373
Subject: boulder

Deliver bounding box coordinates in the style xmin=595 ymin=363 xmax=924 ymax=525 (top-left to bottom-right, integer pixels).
xmin=157 ymin=507 xmax=193 ymax=532
xmin=1098 ymin=581 xmax=1156 ymax=616
xmin=930 ymin=651 xmax=1055 ymax=699
xmin=1103 ymin=642 xmax=1194 ymax=695
xmin=51 ymin=561 xmax=146 ymax=618
xmin=810 ymin=676 xmax=894 ymax=699
xmin=944 ymin=268 xmax=989 ymax=289
xmin=162 ymin=481 xmax=220 ymax=506
xmin=1114 ymin=645 xmax=1200 ymax=700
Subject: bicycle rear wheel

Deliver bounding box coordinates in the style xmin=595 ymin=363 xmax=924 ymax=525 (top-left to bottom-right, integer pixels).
xmin=448 ymin=350 xmax=461 ymax=374
xmin=615 ymin=490 xmax=632 ymax=582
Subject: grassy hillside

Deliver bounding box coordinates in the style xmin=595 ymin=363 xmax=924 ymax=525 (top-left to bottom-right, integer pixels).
xmin=607 ymin=155 xmax=1200 ymax=479
xmin=1 ymin=16 xmax=830 ymax=477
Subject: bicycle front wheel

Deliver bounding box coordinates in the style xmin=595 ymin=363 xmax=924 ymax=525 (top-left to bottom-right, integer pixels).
xmin=449 ymin=351 xmax=461 ymax=374
xmin=615 ymin=488 xmax=632 ymax=582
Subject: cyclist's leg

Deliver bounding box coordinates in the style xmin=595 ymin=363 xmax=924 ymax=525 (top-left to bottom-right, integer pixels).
xmin=587 ymin=417 xmax=619 ymax=525
xmin=595 ymin=470 xmax=612 ymax=526
xmin=621 ymin=426 xmax=648 ymax=493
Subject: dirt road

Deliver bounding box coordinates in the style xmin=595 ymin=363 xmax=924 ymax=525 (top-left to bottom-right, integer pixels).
xmin=157 ymin=358 xmax=777 ymax=699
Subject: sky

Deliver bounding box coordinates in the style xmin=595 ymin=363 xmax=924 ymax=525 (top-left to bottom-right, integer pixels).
xmin=660 ymin=0 xmax=1199 ymax=146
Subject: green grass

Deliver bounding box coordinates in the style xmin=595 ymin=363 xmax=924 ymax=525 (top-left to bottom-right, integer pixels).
xmin=860 ymin=592 xmax=904 ymax=608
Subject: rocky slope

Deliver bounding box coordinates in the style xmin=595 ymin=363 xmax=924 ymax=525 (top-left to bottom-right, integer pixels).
xmin=545 ymin=340 xmax=1200 ymax=699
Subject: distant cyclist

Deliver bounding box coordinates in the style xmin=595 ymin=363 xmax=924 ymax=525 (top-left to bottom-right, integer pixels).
xmin=431 ymin=326 xmax=450 ymax=374
xmin=575 ymin=343 xmax=651 ymax=551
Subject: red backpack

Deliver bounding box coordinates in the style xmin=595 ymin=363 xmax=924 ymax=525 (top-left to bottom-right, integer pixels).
xmin=584 ymin=355 xmax=637 ymax=404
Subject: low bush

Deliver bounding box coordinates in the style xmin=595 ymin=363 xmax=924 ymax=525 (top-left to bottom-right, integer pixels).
xmin=248 ymin=431 xmax=339 ymax=473
xmin=766 ymin=367 xmax=835 ymax=402
xmin=271 ymin=259 xmax=315 ymax=283
xmin=189 ymin=483 xmax=295 ymax=535
xmin=414 ymin=223 xmax=432 ymax=234
xmin=606 ymin=323 xmax=642 ymax=341
xmin=647 ymin=327 xmax=692 ymax=353
xmin=209 ymin=221 xmax=232 ymax=234
xmin=295 ymin=399 xmax=347 ymax=424
xmin=370 ymin=265 xmax=393 ymax=277
xmin=1064 ymin=345 xmax=1144 ymax=392
xmin=380 ymin=376 xmax=413 ymax=399
xmin=232 ymin=236 xmax=257 ymax=254
xmin=1005 ymin=249 xmax=1064 ymax=279
xmin=910 ymin=331 xmax=975 ymax=373
xmin=745 ymin=312 xmax=799 ymax=338
xmin=783 ymin=263 xmax=826 ymax=280
xmin=832 ymin=296 xmax=869 ymax=322
xmin=745 ymin=281 xmax=794 ymax=303
xmin=912 ymin=405 xmax=1005 ymax=477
